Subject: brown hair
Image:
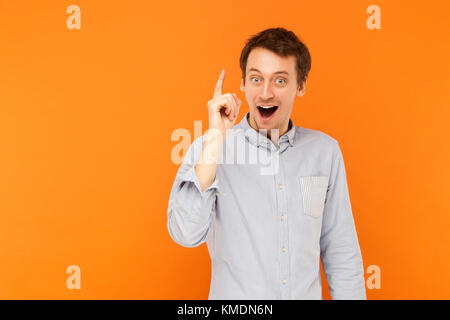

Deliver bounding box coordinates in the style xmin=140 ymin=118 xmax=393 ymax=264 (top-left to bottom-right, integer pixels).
xmin=239 ymin=27 xmax=311 ymax=88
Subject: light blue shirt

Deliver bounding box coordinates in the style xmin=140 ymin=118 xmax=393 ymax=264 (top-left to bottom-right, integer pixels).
xmin=167 ymin=112 xmax=366 ymax=300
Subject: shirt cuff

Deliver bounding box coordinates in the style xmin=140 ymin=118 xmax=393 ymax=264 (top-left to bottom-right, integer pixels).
xmin=180 ymin=165 xmax=221 ymax=197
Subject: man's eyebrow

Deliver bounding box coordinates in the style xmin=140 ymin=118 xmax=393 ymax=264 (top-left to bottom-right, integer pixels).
xmin=248 ymin=68 xmax=289 ymax=75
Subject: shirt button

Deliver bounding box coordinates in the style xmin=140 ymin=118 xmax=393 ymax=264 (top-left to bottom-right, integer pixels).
xmin=278 ymin=184 xmax=283 ymax=190
xmin=275 ymin=153 xmax=279 ymax=159
xmin=280 ymin=215 xmax=285 ymax=221
xmin=282 ymin=279 xmax=287 ymax=284
xmin=282 ymin=247 xmax=286 ymax=252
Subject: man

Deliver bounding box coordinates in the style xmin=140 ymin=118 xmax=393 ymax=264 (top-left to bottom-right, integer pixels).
xmin=167 ymin=27 xmax=366 ymax=300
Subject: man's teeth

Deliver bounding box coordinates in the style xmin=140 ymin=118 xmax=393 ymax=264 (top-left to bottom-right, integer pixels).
xmin=259 ymin=105 xmax=276 ymax=109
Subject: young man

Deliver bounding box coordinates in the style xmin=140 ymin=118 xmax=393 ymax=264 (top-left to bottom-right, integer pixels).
xmin=167 ymin=27 xmax=366 ymax=300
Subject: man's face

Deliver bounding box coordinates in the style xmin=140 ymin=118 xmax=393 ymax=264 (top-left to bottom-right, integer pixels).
xmin=240 ymin=47 xmax=306 ymax=137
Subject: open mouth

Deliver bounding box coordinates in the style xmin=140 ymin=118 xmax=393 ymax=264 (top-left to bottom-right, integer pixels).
xmin=257 ymin=105 xmax=279 ymax=121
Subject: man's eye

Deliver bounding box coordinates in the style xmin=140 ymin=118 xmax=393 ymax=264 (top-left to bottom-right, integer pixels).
xmin=276 ymin=78 xmax=286 ymax=84
xmin=251 ymin=77 xmax=260 ymax=82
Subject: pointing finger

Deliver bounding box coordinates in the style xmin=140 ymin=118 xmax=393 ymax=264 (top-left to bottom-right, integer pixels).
xmin=213 ymin=69 xmax=225 ymax=99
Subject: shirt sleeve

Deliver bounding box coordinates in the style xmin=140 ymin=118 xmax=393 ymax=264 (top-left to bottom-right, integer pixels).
xmin=167 ymin=134 xmax=220 ymax=248
xmin=320 ymin=141 xmax=367 ymax=299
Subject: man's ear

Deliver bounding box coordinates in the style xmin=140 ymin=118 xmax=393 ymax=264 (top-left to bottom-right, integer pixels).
xmin=297 ymin=81 xmax=306 ymax=97
xmin=240 ymin=78 xmax=244 ymax=92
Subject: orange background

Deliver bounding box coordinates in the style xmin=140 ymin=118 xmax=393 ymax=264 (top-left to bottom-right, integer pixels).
xmin=1 ymin=0 xmax=449 ymax=299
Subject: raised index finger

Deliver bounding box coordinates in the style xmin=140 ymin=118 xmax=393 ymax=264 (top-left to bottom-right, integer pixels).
xmin=213 ymin=69 xmax=225 ymax=99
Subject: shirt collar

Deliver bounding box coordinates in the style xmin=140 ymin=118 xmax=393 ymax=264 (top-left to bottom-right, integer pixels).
xmin=235 ymin=112 xmax=296 ymax=149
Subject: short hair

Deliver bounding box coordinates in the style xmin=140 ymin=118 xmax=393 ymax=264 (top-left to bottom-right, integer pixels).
xmin=239 ymin=27 xmax=311 ymax=87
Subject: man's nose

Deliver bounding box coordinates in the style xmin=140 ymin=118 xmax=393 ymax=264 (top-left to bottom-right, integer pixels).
xmin=259 ymin=82 xmax=275 ymax=100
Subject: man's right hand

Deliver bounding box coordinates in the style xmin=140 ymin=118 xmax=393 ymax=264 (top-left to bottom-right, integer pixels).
xmin=206 ymin=69 xmax=241 ymax=141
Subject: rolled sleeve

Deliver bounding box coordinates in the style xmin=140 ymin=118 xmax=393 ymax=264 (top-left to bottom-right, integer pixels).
xmin=180 ymin=162 xmax=221 ymax=198
xmin=167 ymin=135 xmax=220 ymax=248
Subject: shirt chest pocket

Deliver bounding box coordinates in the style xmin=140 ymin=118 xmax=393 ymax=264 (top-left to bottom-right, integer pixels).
xmin=298 ymin=175 xmax=329 ymax=218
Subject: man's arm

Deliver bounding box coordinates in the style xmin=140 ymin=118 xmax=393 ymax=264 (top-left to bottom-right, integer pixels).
xmin=195 ymin=130 xmax=223 ymax=192
xmin=167 ymin=69 xmax=241 ymax=248
xmin=320 ymin=141 xmax=366 ymax=299
xmin=167 ymin=135 xmax=220 ymax=248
